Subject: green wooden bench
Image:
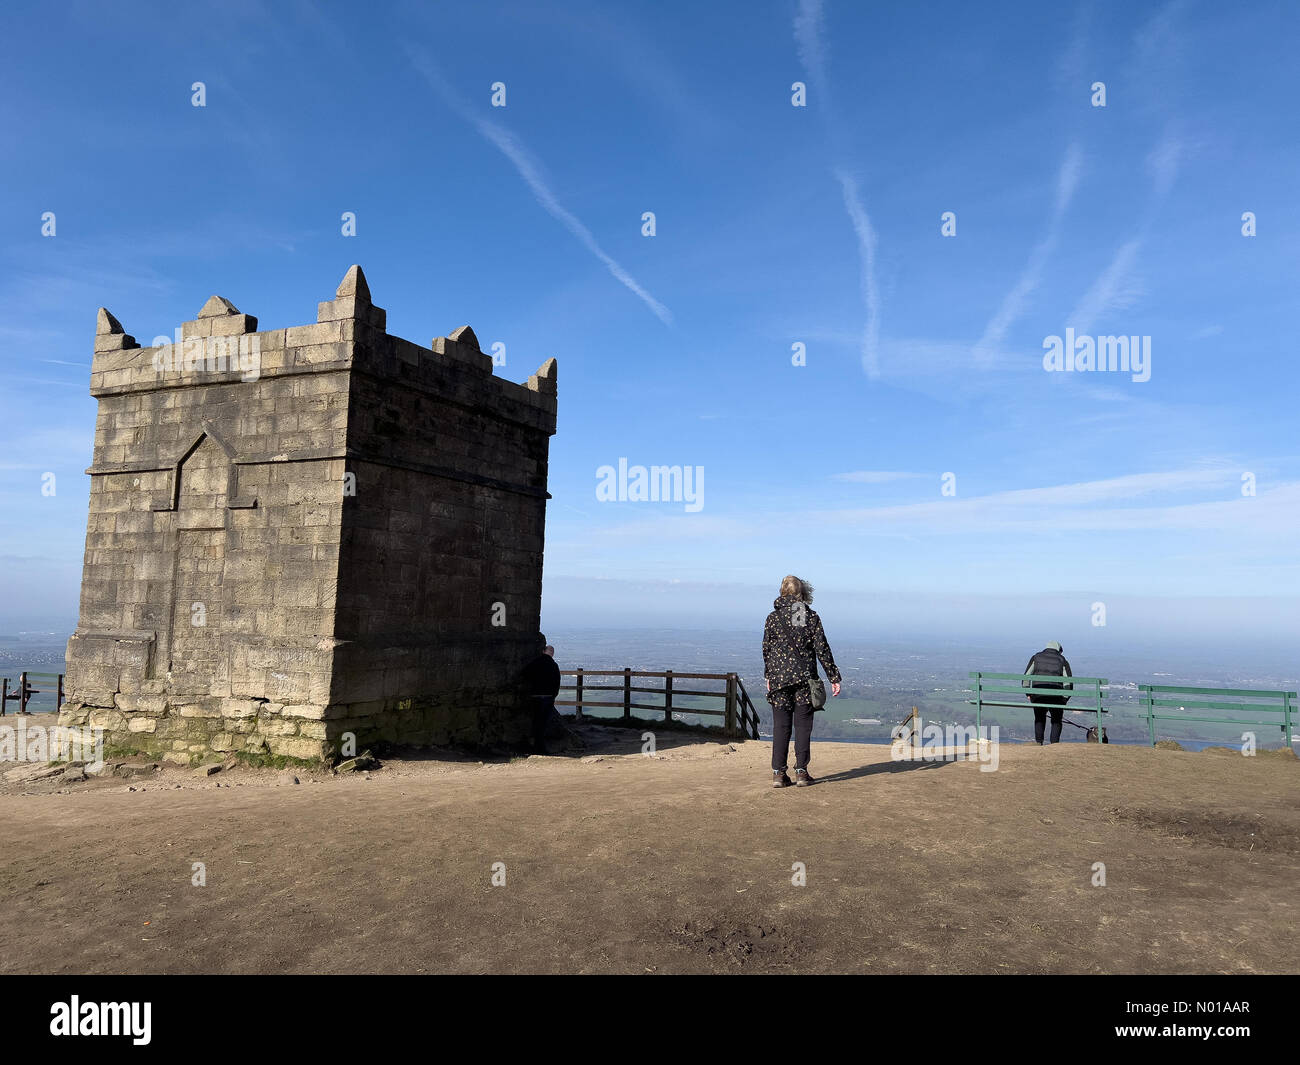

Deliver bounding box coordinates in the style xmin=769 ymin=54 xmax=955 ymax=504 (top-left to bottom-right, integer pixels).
xmin=969 ymin=671 xmax=1108 ymax=740
xmin=1139 ymin=684 xmax=1296 ymax=747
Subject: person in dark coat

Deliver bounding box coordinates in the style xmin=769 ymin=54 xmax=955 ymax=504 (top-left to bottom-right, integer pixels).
xmin=521 ymin=636 xmax=562 ymax=753
xmin=762 ymin=575 xmax=841 ymax=787
xmin=1022 ymin=640 xmax=1073 ymax=744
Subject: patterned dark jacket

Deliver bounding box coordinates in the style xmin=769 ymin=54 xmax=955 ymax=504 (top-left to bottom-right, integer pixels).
xmin=762 ymin=595 xmax=841 ymax=690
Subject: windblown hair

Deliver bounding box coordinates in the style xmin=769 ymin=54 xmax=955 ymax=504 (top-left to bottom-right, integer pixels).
xmin=779 ymin=574 xmax=814 ymax=603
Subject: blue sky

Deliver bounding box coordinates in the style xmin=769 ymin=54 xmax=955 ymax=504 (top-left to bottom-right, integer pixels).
xmin=1 ymin=0 xmax=1297 ymax=650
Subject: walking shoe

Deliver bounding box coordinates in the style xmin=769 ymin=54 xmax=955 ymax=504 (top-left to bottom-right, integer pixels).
xmin=772 ymin=770 xmax=792 ymax=788
xmin=795 ymin=768 xmax=815 ymax=787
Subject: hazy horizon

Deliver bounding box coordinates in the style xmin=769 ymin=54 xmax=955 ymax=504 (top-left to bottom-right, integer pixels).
xmin=7 ymin=573 xmax=1299 ymax=647
xmin=6 ymin=572 xmax=1297 ymax=681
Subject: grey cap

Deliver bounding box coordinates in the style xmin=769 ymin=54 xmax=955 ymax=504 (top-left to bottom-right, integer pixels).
xmin=1046 ymin=640 xmax=1063 ymax=652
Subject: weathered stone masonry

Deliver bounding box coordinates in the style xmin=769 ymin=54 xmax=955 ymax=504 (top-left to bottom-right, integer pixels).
xmin=58 ymin=266 xmax=557 ymax=764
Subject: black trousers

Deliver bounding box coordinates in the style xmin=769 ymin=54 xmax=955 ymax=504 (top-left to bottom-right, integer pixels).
xmin=1032 ymin=696 xmax=1068 ymax=743
xmin=768 ymin=683 xmax=814 ymax=771
xmin=531 ymin=695 xmax=557 ymax=749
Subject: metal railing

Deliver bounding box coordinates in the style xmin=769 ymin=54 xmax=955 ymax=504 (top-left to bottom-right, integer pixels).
xmin=1139 ymin=684 xmax=1296 ymax=747
xmin=557 ymin=669 xmax=761 ymax=739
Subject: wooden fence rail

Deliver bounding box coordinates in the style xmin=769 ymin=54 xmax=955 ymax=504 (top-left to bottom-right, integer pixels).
xmin=557 ymin=669 xmax=761 ymax=740
xmin=1 ymin=671 xmax=64 ymax=716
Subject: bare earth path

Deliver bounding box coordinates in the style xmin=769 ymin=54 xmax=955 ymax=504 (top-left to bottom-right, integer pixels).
xmin=1 ymin=734 xmax=1296 ymax=974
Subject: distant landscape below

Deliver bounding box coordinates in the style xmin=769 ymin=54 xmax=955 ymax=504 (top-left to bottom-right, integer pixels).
xmin=542 ymin=626 xmax=1300 ymax=750
xmin=4 ymin=623 xmax=1296 ymax=750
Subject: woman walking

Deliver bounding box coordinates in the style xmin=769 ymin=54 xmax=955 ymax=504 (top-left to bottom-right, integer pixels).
xmin=763 ymin=575 xmax=841 ymax=787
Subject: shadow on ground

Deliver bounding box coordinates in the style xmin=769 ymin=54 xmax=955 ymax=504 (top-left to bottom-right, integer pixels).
xmin=375 ymin=716 xmax=741 ymax=766
xmin=817 ymin=758 xmax=953 ymax=784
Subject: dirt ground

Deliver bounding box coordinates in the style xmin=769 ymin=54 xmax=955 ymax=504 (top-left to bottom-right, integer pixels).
xmin=1 ymin=726 xmax=1296 ymax=974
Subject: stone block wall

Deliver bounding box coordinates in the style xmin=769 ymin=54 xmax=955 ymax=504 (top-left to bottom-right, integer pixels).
xmin=58 ymin=266 xmax=556 ymax=764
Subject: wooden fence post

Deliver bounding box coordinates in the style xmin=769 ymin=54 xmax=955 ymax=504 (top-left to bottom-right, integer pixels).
xmin=725 ymin=673 xmax=737 ymax=736
xmin=575 ymin=668 xmax=584 ymax=719
xmin=623 ymin=668 xmax=632 ymax=723
xmin=665 ymin=670 xmax=673 ymax=724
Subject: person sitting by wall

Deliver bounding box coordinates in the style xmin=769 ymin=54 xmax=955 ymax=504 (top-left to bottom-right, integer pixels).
xmin=520 ymin=636 xmax=562 ymax=753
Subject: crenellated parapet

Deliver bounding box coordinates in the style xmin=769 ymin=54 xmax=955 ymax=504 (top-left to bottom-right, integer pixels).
xmin=61 ymin=266 xmax=557 ymax=765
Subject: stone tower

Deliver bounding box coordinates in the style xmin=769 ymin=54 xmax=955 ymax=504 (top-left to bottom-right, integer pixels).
xmin=58 ymin=266 xmax=557 ymax=764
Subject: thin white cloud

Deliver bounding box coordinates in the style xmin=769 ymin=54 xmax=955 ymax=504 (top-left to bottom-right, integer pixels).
xmin=5 ymin=378 xmax=81 ymax=390
xmin=834 ymin=169 xmax=881 ymax=378
xmin=474 ymin=121 xmax=673 ymax=325
xmin=406 ymin=48 xmax=672 ymax=326
xmin=1053 ymin=141 xmax=1085 ymax=215
xmin=971 ymin=15 xmax=1090 ymax=366
xmin=793 ymin=0 xmax=829 ymax=105
xmin=976 ymin=468 xmax=1237 ymax=507
xmin=818 ymin=469 xmax=1295 ymax=536
xmin=973 ymin=142 xmax=1083 ymax=365
xmin=1062 ymin=0 xmax=1189 ymax=341
xmin=834 ymin=471 xmax=924 ymax=484
xmin=1132 ymin=0 xmax=1191 ymax=94
xmin=561 ymin=470 xmax=1298 ymax=545
xmin=1055 ymin=1 xmax=1092 ymax=95
xmin=556 ymin=6 xmax=722 ymax=140
xmin=1066 ymin=127 xmax=1183 ymax=336
xmin=1067 ymin=238 xmax=1144 ymax=335
xmin=583 ymin=513 xmax=752 ymax=541
xmin=793 ymin=3 xmax=881 ymax=379
xmin=1146 ymin=130 xmax=1185 ymax=199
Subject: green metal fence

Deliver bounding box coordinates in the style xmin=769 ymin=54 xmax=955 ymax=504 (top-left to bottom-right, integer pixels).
xmin=1139 ymin=684 xmax=1296 ymax=747
xmin=969 ymin=671 xmax=1108 ymax=740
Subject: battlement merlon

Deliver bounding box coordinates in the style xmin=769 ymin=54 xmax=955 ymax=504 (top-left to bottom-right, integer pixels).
xmin=86 ymin=265 xmax=557 ymax=436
